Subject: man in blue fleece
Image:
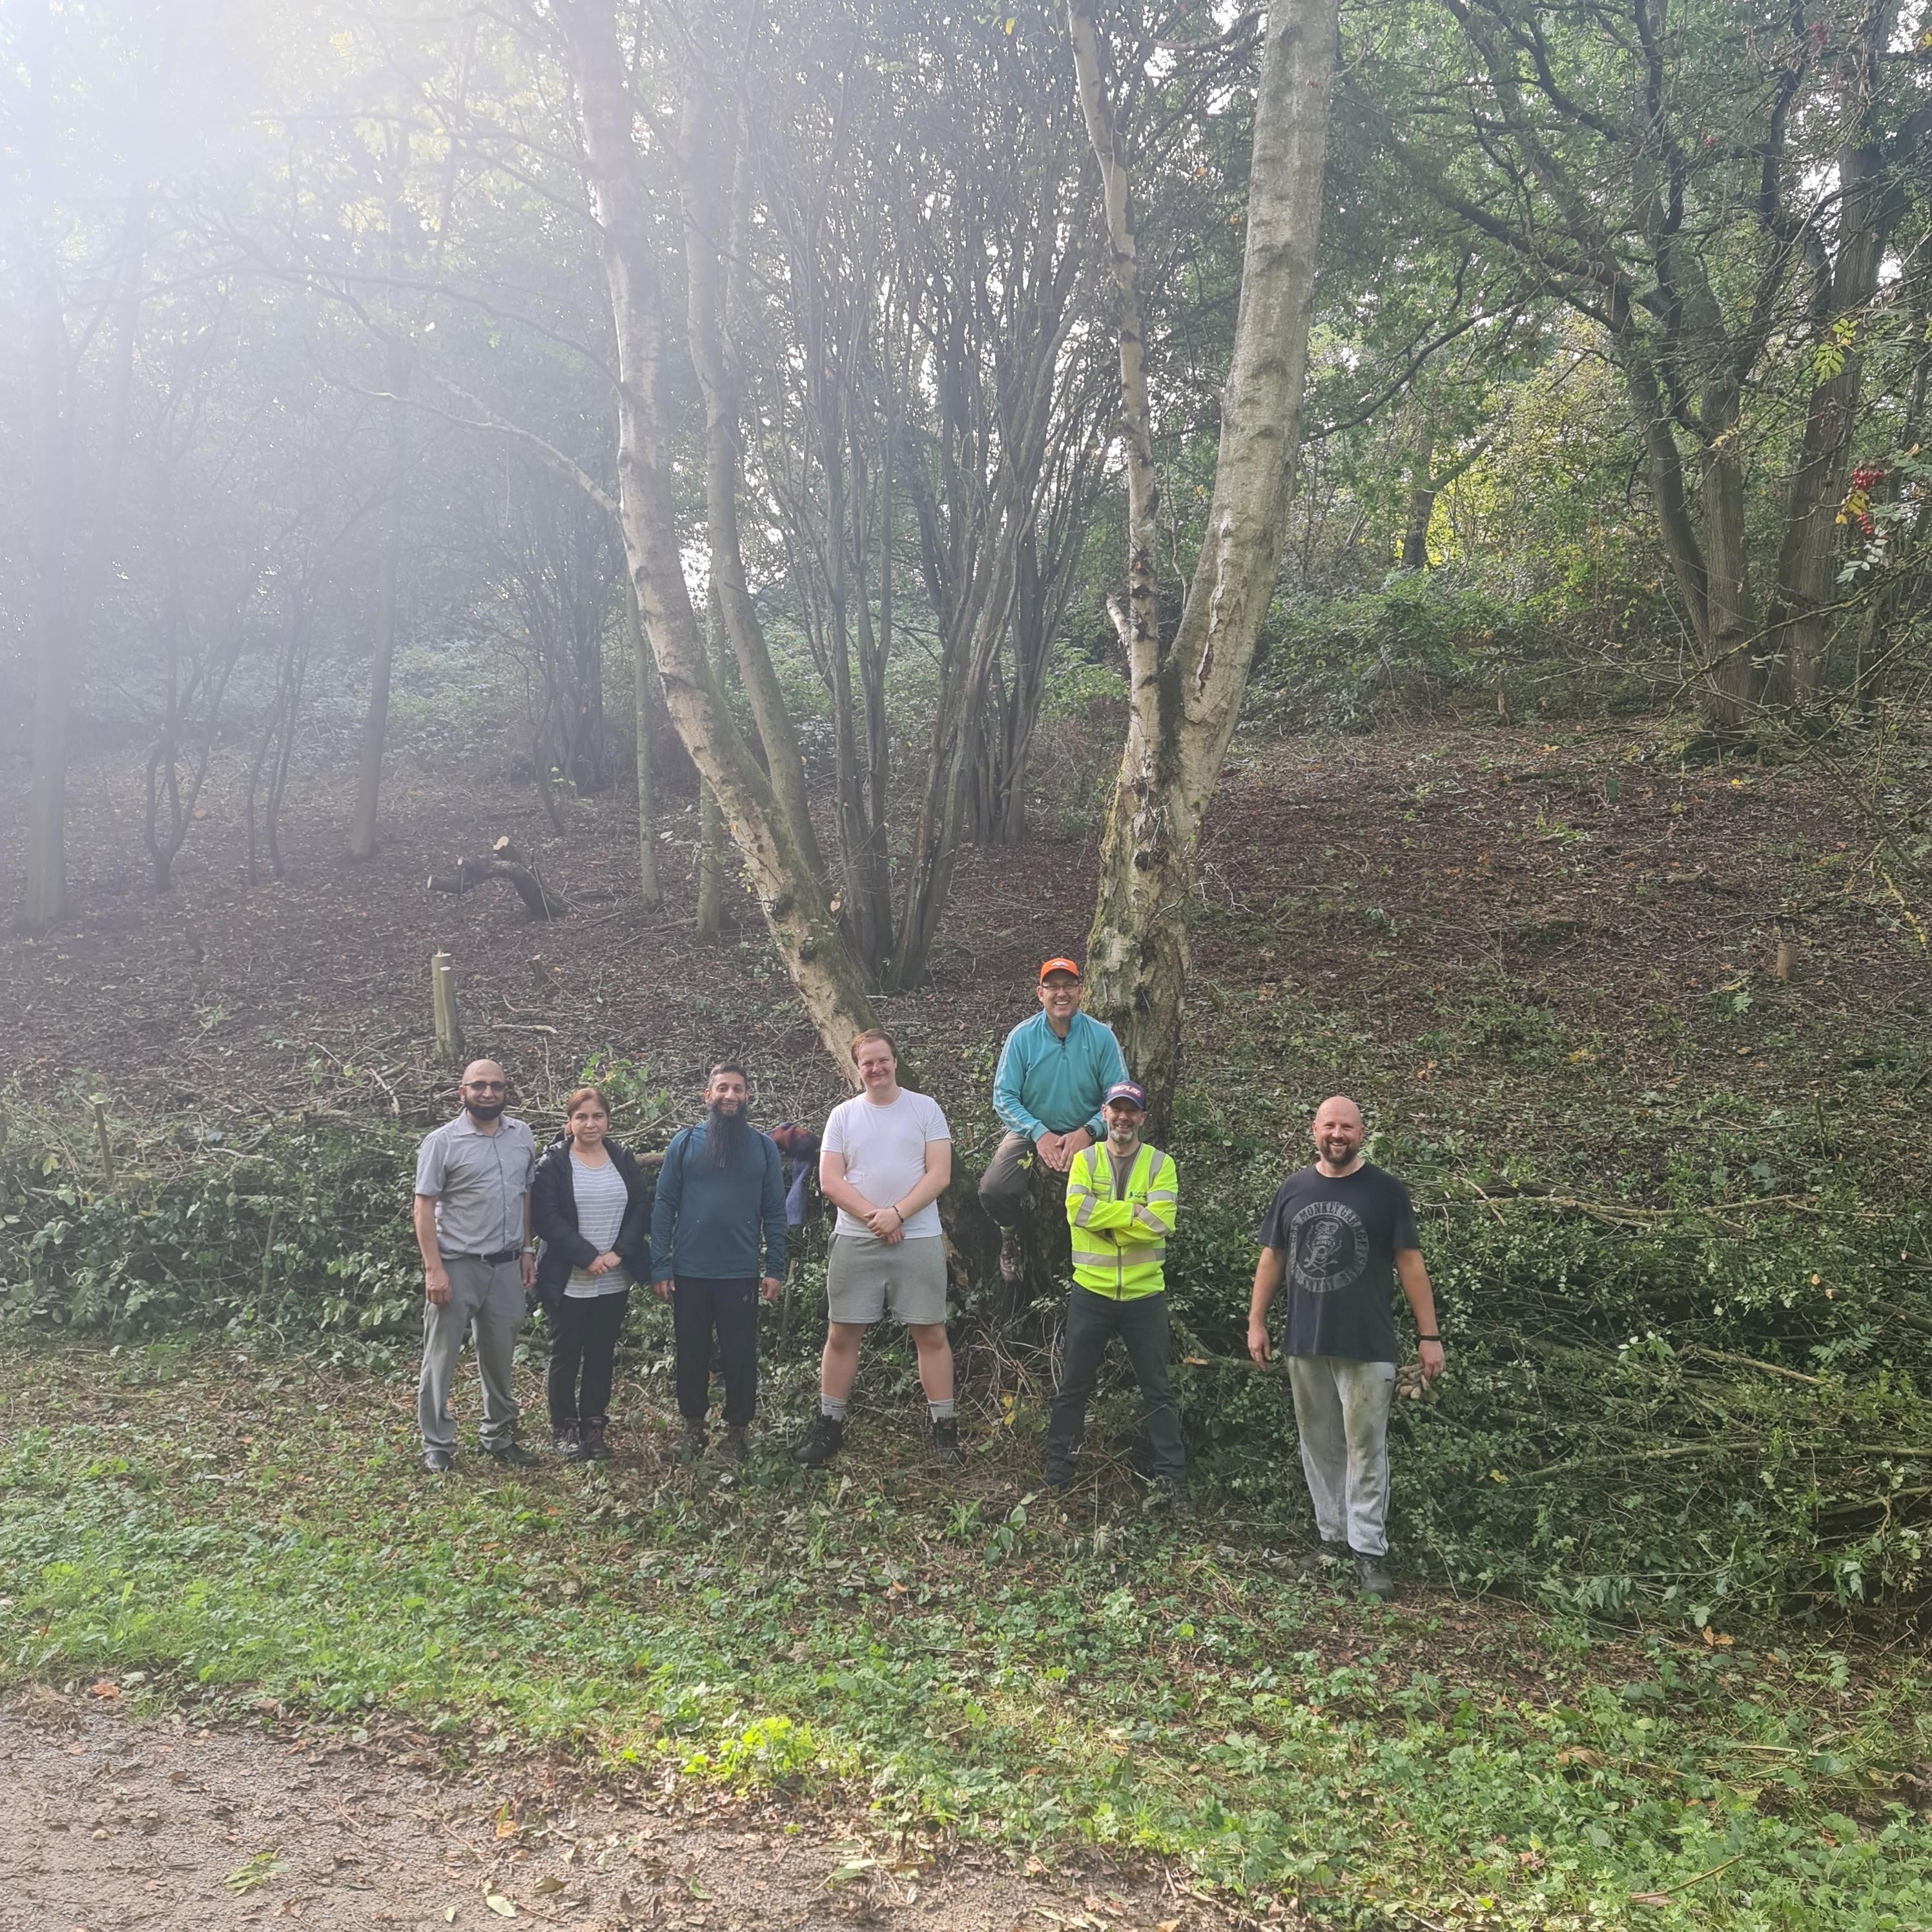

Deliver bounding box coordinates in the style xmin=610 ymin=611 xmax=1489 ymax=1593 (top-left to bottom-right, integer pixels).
xmin=650 ymin=1063 xmax=787 ymax=1465
xmin=978 ymin=957 xmax=1130 ymax=1285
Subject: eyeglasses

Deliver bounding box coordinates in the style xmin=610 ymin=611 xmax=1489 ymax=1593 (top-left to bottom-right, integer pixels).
xmin=465 ymin=1081 xmax=507 ymax=1093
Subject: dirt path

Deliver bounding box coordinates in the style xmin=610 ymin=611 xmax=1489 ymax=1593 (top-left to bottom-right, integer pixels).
xmin=0 ymin=1691 xmax=1222 ymax=1932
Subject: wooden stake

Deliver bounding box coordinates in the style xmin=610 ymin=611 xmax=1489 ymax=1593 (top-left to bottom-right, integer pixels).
xmin=1773 ymin=916 xmax=1794 ymax=983
xmin=431 ymin=951 xmax=465 ymax=1066
xmin=91 ymin=1096 xmax=115 ymax=1188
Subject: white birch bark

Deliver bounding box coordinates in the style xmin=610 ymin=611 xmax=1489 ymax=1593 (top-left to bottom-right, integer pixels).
xmin=1072 ymin=0 xmax=1341 ymax=1112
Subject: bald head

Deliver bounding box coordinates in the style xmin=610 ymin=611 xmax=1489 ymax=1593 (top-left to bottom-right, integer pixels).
xmin=458 ymin=1060 xmax=509 ymax=1123
xmin=1311 ymin=1094 xmax=1364 ymax=1174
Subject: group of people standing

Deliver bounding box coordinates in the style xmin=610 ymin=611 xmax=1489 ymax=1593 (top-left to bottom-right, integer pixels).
xmin=410 ymin=957 xmax=1444 ymax=1599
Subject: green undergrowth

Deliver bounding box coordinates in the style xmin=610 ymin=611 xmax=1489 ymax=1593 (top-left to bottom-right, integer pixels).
xmin=2 ymin=1346 xmax=1927 ymax=1932
xmin=5 ymin=1049 xmax=1931 ymax=1629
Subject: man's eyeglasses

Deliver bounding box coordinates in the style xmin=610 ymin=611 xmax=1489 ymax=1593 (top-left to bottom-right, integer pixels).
xmin=465 ymin=1081 xmax=508 ymax=1093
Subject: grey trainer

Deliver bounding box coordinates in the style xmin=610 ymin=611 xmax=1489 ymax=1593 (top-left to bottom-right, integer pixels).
xmin=1351 ymin=1550 xmax=1395 ymax=1601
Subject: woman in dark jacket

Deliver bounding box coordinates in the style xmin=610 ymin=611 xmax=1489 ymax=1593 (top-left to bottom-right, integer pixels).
xmin=530 ymin=1086 xmax=652 ymax=1461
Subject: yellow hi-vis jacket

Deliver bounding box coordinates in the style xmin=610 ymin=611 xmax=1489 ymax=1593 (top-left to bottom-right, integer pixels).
xmin=1065 ymin=1140 xmax=1178 ymax=1300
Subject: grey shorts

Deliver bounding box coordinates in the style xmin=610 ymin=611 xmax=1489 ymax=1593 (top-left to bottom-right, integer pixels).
xmin=825 ymin=1233 xmax=948 ymax=1326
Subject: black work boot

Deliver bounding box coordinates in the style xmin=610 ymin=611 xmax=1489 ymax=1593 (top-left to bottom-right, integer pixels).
xmin=1157 ymin=1476 xmax=1195 ymax=1519
xmin=792 ymin=1413 xmax=845 ymax=1468
xmin=715 ymin=1424 xmax=749 ymax=1466
xmin=930 ymin=1415 xmax=963 ymax=1467
xmin=579 ymin=1420 xmax=610 ymax=1462
xmin=672 ymin=1419 xmax=705 ymax=1466
xmin=553 ymin=1424 xmax=584 ymax=1463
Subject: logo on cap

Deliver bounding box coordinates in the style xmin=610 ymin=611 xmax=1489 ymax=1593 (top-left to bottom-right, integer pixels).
xmin=1038 ymin=956 xmax=1082 ymax=982
xmin=1104 ymin=1080 xmax=1147 ymax=1110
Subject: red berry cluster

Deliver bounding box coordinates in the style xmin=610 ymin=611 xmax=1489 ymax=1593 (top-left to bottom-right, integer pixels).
xmin=1843 ymin=464 xmax=1887 ymax=540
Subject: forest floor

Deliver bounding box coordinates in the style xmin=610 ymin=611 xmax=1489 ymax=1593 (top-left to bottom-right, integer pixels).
xmin=5 ymin=1344 xmax=1927 ymax=1932
xmin=2 ymin=714 xmax=1926 ymax=1158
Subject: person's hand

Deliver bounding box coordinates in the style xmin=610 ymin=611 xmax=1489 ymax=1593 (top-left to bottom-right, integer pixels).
xmin=519 ymin=1251 xmax=537 ymax=1292
xmin=879 ymin=1220 xmax=905 ymax=1246
xmin=1065 ymin=1127 xmax=1094 ymax=1157
xmin=760 ymin=1275 xmax=782 ymax=1303
xmin=588 ymin=1251 xmax=621 ymax=1277
xmin=1246 ymin=1320 xmax=1271 ymax=1366
xmin=425 ymin=1268 xmax=452 ymax=1308
xmin=652 ymin=1277 xmax=672 ymax=1303
xmin=1419 ymin=1338 xmax=1446 ymax=1381
xmin=863 ymin=1203 xmax=904 ymax=1238
xmin=1036 ymin=1131 xmax=1071 ymax=1173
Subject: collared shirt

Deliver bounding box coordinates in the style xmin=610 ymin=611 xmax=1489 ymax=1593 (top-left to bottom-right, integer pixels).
xmin=414 ymin=1111 xmax=536 ymax=1255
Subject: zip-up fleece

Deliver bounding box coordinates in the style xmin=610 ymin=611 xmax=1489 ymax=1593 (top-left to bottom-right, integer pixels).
xmin=991 ymin=1009 xmax=1130 ymax=1140
xmin=1065 ymin=1140 xmax=1178 ymax=1300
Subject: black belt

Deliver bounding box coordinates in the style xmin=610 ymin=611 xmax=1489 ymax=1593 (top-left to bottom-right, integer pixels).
xmin=441 ymin=1246 xmax=521 ymax=1265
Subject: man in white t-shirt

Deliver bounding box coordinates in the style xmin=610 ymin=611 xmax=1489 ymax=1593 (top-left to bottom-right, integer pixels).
xmin=793 ymin=1029 xmax=959 ymax=1469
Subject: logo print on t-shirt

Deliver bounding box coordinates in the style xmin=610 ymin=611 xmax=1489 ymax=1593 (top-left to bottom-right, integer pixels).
xmin=1288 ymin=1200 xmax=1368 ymax=1294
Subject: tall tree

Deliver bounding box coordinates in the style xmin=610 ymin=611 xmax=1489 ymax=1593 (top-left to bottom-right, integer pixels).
xmin=12 ymin=0 xmax=75 ymax=932
xmin=1357 ymin=0 xmax=1932 ymax=727
xmin=550 ymin=0 xmax=882 ymax=1072
xmin=1073 ymin=0 xmax=1343 ymax=1118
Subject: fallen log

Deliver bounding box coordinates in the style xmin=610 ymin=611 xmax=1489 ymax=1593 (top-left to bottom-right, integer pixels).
xmin=427 ymin=837 xmax=571 ymax=920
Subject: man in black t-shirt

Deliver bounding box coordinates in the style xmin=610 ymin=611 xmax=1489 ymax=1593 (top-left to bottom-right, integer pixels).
xmin=1248 ymin=1095 xmax=1444 ymax=1600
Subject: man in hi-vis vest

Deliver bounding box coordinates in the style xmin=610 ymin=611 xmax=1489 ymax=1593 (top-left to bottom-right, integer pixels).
xmin=1043 ymin=1080 xmax=1189 ymax=1515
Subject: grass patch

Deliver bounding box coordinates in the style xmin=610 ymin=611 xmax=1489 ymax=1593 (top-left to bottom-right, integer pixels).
xmin=3 ymin=1345 xmax=1927 ymax=1930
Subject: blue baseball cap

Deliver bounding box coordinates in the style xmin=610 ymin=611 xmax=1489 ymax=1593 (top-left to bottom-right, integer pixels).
xmin=1104 ymin=1080 xmax=1147 ymax=1111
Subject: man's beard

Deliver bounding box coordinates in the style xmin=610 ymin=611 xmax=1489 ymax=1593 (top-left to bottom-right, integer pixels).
xmin=705 ymin=1101 xmax=750 ymax=1170
xmin=466 ymin=1100 xmax=506 ymax=1123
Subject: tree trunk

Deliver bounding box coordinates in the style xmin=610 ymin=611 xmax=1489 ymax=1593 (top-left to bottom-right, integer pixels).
xmin=696 ymin=780 xmax=723 ymax=938
xmin=1073 ymin=0 xmax=1341 ymax=1124
xmin=555 ymin=0 xmax=877 ymax=1079
xmin=21 ymin=251 xmax=73 ymax=933
xmin=1399 ymin=426 xmax=1435 ymax=570
xmin=626 ymin=579 xmax=662 ymax=908
xmin=890 ymin=550 xmax=1021 ymax=991
xmin=1767 ymin=137 xmax=1891 ymax=704
xmin=679 ymin=55 xmax=828 ymax=887
xmin=346 ymin=327 xmax=410 ymax=861
xmin=1697 ymin=380 xmax=1756 ymax=735
xmin=16 ymin=0 xmax=72 ymax=935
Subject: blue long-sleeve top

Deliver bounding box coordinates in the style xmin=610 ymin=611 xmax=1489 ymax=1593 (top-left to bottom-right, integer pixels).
xmin=991 ymin=1009 xmax=1131 ymax=1142
xmin=648 ymin=1120 xmax=787 ymax=1281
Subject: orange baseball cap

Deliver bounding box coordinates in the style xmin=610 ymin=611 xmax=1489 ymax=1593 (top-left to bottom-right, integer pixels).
xmin=1038 ymin=956 xmax=1082 ymax=981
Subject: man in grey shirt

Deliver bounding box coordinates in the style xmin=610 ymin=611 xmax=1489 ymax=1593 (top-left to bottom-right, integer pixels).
xmin=413 ymin=1059 xmax=539 ymax=1472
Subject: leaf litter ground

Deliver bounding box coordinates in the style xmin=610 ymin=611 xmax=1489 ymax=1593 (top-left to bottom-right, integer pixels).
xmin=1 ymin=1690 xmax=1206 ymax=1932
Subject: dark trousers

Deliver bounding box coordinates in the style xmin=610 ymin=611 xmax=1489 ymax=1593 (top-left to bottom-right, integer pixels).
xmin=1045 ymin=1285 xmax=1186 ymax=1483
xmin=672 ymin=1276 xmax=759 ymax=1426
xmin=977 ymin=1129 xmax=1038 ymax=1228
xmin=545 ymin=1290 xmax=630 ymax=1431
